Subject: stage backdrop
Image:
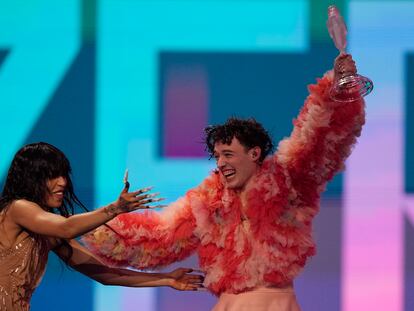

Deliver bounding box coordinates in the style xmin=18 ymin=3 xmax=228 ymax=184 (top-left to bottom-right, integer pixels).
xmin=0 ymin=0 xmax=413 ymax=310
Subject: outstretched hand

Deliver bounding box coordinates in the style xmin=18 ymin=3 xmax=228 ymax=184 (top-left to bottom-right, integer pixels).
xmin=107 ymin=171 xmax=165 ymax=216
xmin=165 ymin=268 xmax=205 ymax=291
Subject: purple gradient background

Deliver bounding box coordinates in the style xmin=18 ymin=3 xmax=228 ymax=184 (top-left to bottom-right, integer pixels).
xmin=163 ymin=65 xmax=208 ymax=157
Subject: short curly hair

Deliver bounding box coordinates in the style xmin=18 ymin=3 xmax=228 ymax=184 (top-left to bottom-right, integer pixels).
xmin=204 ymin=117 xmax=274 ymax=162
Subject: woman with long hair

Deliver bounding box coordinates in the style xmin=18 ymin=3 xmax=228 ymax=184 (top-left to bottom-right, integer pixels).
xmin=0 ymin=142 xmax=202 ymax=310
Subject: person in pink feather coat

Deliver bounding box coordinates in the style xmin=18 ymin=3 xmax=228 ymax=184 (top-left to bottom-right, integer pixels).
xmin=82 ymin=54 xmax=365 ymax=310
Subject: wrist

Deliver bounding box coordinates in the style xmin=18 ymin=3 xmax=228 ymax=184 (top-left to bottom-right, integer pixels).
xmin=163 ymin=277 xmax=174 ymax=288
xmin=155 ymin=272 xmax=174 ymax=287
xmin=103 ymin=203 xmax=119 ymax=217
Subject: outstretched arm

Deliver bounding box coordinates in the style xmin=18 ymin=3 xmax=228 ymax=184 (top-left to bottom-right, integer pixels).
xmin=82 ymin=187 xmax=203 ymax=270
xmin=54 ymin=240 xmax=203 ymax=290
xmin=276 ymin=55 xmax=365 ymax=198
xmin=8 ymin=183 xmax=156 ymax=239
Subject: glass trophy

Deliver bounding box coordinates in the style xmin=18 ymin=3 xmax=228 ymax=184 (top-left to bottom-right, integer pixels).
xmin=327 ymin=5 xmax=373 ymax=102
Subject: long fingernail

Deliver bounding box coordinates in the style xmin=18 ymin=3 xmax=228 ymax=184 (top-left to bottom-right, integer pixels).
xmin=151 ymin=197 xmax=165 ymax=202
xmin=141 ymin=186 xmax=154 ymax=193
xmin=147 ymin=205 xmax=167 ymax=209
xmin=123 ymin=169 xmax=129 ymax=184
xmin=147 ymin=192 xmax=160 ymax=198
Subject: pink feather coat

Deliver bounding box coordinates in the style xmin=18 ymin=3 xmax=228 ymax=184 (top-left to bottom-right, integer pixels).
xmin=82 ymin=70 xmax=365 ymax=296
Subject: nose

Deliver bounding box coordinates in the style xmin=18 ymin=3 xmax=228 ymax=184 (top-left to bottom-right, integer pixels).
xmin=57 ymin=176 xmax=67 ymax=186
xmin=216 ymin=156 xmax=226 ymax=168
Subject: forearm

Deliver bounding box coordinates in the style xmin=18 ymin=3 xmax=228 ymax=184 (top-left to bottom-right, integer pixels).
xmin=86 ymin=265 xmax=173 ymax=287
xmin=59 ymin=183 xmax=156 ymax=239
xmin=62 ymin=240 xmax=174 ymax=287
xmin=59 ymin=204 xmax=118 ymax=239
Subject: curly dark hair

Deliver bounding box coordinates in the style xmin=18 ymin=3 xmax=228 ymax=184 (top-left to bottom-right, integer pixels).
xmin=0 ymin=142 xmax=86 ymax=216
xmin=204 ymin=117 xmax=274 ymax=162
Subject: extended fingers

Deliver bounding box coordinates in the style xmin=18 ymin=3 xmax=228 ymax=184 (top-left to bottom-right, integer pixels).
xmin=126 ymin=188 xmax=164 ymax=204
xmin=185 ymin=281 xmax=205 ymax=291
xmin=175 ymin=280 xmax=205 ymax=291
xmin=140 ymin=197 xmax=165 ymax=205
xmin=129 ymin=201 xmax=166 ymax=211
xmin=188 ymin=284 xmax=204 ymax=291
xmin=184 ymin=273 xmax=204 ymax=281
xmin=131 ymin=186 xmax=153 ymax=196
xmin=135 ymin=192 xmax=160 ymax=201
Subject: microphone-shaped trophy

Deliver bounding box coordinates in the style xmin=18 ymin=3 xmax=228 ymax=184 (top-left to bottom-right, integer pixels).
xmin=327 ymin=5 xmax=373 ymax=102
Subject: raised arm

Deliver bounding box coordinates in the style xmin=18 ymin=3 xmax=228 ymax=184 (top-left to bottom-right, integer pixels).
xmin=276 ymin=55 xmax=365 ymax=197
xmin=8 ymin=184 xmax=155 ymax=239
xmin=82 ymin=188 xmax=202 ymax=270
xmin=53 ymin=240 xmax=203 ymax=290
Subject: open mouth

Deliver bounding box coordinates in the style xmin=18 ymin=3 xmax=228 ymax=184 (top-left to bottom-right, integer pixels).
xmin=222 ymin=169 xmax=236 ymax=180
xmin=52 ymin=191 xmax=65 ymax=198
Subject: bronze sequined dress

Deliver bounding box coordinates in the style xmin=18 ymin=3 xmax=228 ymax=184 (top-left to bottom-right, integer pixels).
xmin=0 ymin=232 xmax=49 ymax=311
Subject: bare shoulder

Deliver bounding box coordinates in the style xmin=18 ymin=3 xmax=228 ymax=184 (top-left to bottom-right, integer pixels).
xmin=0 ymin=202 xmax=28 ymax=248
xmin=7 ymin=201 xmax=62 ymax=248
xmin=7 ymin=199 xmax=49 ymax=228
xmin=8 ymin=199 xmax=44 ymax=215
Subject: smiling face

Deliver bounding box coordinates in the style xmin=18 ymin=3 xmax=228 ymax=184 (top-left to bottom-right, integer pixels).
xmin=214 ymin=137 xmax=261 ymax=190
xmin=45 ymin=176 xmax=67 ymax=208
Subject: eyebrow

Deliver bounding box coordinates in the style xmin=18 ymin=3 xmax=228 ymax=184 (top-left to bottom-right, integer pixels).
xmin=214 ymin=149 xmax=235 ymax=154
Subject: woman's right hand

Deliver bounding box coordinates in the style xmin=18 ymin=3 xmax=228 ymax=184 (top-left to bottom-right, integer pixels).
xmin=105 ymin=182 xmax=164 ymax=217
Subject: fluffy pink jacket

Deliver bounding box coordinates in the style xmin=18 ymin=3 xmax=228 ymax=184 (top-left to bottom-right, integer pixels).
xmin=82 ymin=70 xmax=365 ymax=296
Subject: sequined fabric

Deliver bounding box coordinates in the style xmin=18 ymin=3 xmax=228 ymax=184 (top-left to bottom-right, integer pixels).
xmin=0 ymin=233 xmax=49 ymax=311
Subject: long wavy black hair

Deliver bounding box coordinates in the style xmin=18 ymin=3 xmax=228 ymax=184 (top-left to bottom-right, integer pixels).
xmin=0 ymin=142 xmax=91 ymax=264
xmin=0 ymin=142 xmax=87 ymax=215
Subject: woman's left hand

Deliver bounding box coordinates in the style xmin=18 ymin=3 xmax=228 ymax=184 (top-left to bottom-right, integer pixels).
xmin=165 ymin=268 xmax=205 ymax=291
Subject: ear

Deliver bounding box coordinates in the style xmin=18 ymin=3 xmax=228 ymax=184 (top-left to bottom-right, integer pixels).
xmin=249 ymin=146 xmax=261 ymax=162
